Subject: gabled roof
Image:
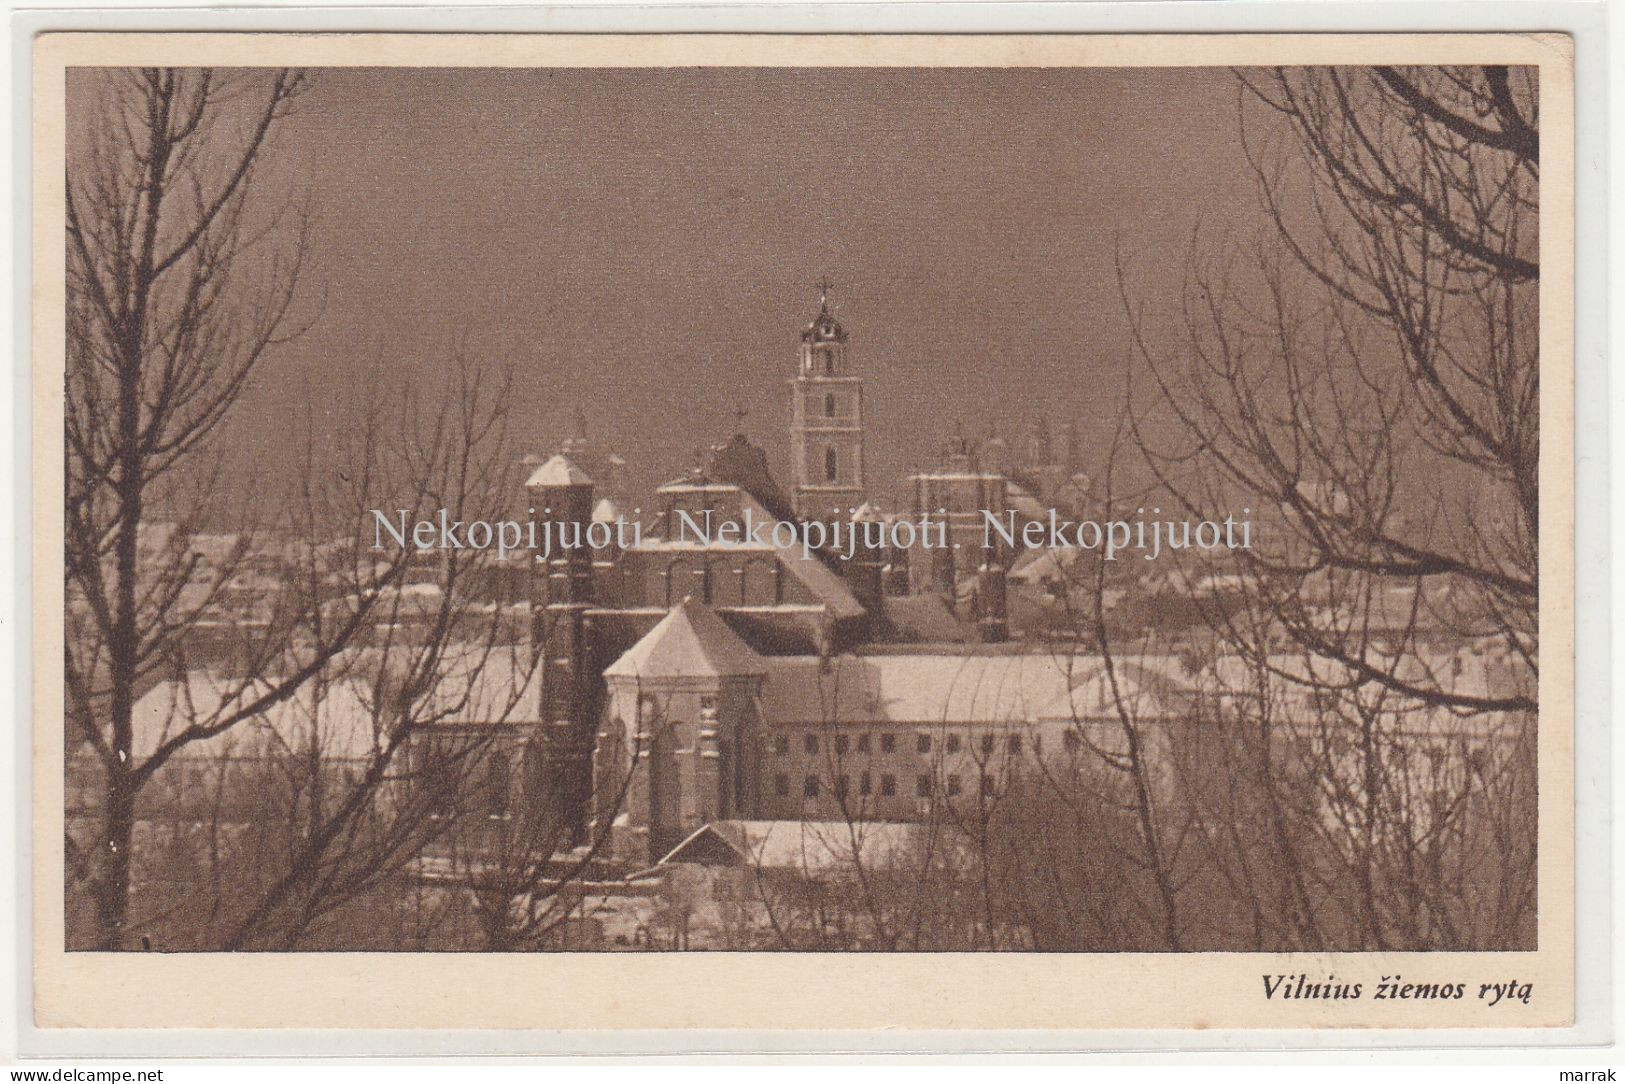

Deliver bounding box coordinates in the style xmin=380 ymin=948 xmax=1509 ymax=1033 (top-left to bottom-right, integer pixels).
xmin=603 ymin=596 xmax=766 ymax=681
xmin=656 ymin=823 xmax=750 ymax=867
xmin=658 ymin=820 xmax=925 ymax=872
xmin=525 ymin=453 xmax=593 ymax=488
xmin=628 ymin=489 xmax=866 ymax=621
xmin=735 ymin=492 xmax=864 ymax=621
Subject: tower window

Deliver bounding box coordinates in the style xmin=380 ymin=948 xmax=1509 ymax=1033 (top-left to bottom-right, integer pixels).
xmin=825 ymin=447 xmax=838 ymax=482
xmin=823 ymin=349 xmax=834 ymax=376
xmin=825 ymin=393 xmax=837 ymax=418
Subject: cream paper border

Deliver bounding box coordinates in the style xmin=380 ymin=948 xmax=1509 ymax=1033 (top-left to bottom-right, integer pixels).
xmin=30 ymin=31 xmax=1576 ymax=1031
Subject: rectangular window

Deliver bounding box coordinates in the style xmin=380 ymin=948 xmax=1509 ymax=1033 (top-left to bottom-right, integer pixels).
xmin=857 ymin=734 xmax=871 ymax=754
xmin=835 ymin=775 xmax=850 ymax=800
xmin=981 ymin=734 xmax=995 ymax=755
xmin=1008 ymin=735 xmax=1023 ymax=755
xmin=834 ymin=735 xmax=849 ymax=756
xmin=981 ymin=773 xmax=996 ymax=797
xmin=804 ymin=775 xmax=820 ymax=799
xmin=917 ymin=734 xmax=932 ymax=755
xmin=1032 ymin=735 xmax=1042 ymax=754
xmin=774 ymin=735 xmax=790 ymax=755
xmin=946 ymin=733 xmax=961 ymax=754
xmin=916 ymin=774 xmax=932 ymax=798
xmin=1064 ymin=730 xmax=1081 ymax=752
xmin=859 ymin=772 xmax=872 ymax=796
xmin=946 ymin=774 xmax=962 ymax=797
xmin=805 ymin=734 xmax=820 ymax=755
xmin=880 ymin=774 xmax=897 ymax=797
xmin=881 ymin=733 xmax=897 ymax=754
xmin=774 ymin=773 xmax=790 ymax=797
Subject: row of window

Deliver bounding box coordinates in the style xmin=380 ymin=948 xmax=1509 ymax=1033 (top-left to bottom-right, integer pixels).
xmin=771 ymin=731 xmax=1075 ymax=757
xmin=771 ymin=771 xmax=998 ymax=801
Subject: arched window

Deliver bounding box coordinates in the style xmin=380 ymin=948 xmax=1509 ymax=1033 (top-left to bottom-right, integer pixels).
xmin=822 ymin=349 xmax=835 ymax=376
xmin=824 ymin=447 xmax=838 ymax=482
xmin=824 ymin=393 xmax=837 ymax=418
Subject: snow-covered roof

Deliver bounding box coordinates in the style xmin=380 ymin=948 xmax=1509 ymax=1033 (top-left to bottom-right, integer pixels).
xmin=629 ymin=490 xmax=865 ymax=620
xmin=121 ymin=644 xmax=540 ymax=764
xmin=525 ymin=453 xmax=593 ymax=488
xmin=755 ymin=652 xmax=1192 ymax=727
xmin=603 ymin=597 xmax=767 ymax=681
xmin=657 ymin=819 xmax=927 ymax=872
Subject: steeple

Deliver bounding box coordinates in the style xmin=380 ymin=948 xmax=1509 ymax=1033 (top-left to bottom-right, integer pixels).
xmin=802 ymin=277 xmax=847 ymax=348
xmin=789 ymin=279 xmax=865 ymax=519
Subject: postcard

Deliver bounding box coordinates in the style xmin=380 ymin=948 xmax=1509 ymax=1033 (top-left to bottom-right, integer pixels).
xmin=32 ymin=30 xmax=1575 ymax=1030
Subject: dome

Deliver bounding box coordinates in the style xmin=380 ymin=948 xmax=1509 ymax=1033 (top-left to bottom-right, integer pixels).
xmin=801 ymin=306 xmax=847 ymax=344
xmin=801 ymin=281 xmax=848 ymax=344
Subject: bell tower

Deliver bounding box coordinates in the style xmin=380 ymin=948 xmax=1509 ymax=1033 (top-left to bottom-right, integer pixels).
xmin=789 ymin=279 xmax=866 ymax=519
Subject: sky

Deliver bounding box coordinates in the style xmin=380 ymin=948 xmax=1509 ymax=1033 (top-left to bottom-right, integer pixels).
xmin=119 ymin=66 xmax=1276 ymax=511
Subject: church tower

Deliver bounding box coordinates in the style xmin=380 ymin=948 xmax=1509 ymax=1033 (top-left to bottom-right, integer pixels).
xmin=789 ymin=280 xmax=866 ymax=519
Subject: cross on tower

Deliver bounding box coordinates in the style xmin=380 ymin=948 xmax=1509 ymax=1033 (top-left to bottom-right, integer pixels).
xmin=732 ymin=404 xmax=750 ymax=433
xmin=816 ymin=276 xmax=835 ymax=309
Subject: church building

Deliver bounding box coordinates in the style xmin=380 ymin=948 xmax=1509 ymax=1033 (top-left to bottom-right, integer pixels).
xmin=490 ymin=285 xmax=1191 ymax=866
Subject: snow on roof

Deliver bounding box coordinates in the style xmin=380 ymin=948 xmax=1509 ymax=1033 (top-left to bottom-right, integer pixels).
xmin=1031 ymin=658 xmax=1199 ymax=722
xmin=123 ymin=644 xmax=539 ymax=764
xmin=658 ymin=819 xmax=928 ymax=872
xmin=634 ymin=490 xmax=864 ymax=619
xmin=758 ymin=651 xmax=1158 ymax=726
xmin=525 ymin=453 xmax=593 ymax=488
xmin=128 ymin=672 xmax=386 ymax=762
xmin=735 ymin=492 xmax=865 ymax=620
xmin=1007 ymin=546 xmax=1085 ymax=583
xmin=1204 ymin=646 xmax=1529 ymax=719
xmin=603 ymin=596 xmax=767 ymax=681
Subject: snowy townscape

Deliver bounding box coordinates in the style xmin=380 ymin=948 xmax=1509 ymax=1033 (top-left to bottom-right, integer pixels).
xmin=64 ymin=64 xmax=1539 ymax=953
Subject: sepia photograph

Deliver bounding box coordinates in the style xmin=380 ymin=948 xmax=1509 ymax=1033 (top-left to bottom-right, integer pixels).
xmin=32 ymin=31 xmax=1576 ymax=1031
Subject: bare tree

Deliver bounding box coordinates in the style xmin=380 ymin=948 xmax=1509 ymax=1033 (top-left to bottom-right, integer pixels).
xmin=442 ymin=724 xmax=642 ymax=953
xmin=63 ymin=67 xmax=347 ymax=949
xmin=71 ymin=343 xmax=540 ymax=951
xmin=1124 ymin=65 xmax=1538 ymax=716
xmin=1086 ymin=65 xmax=1542 ymax=951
